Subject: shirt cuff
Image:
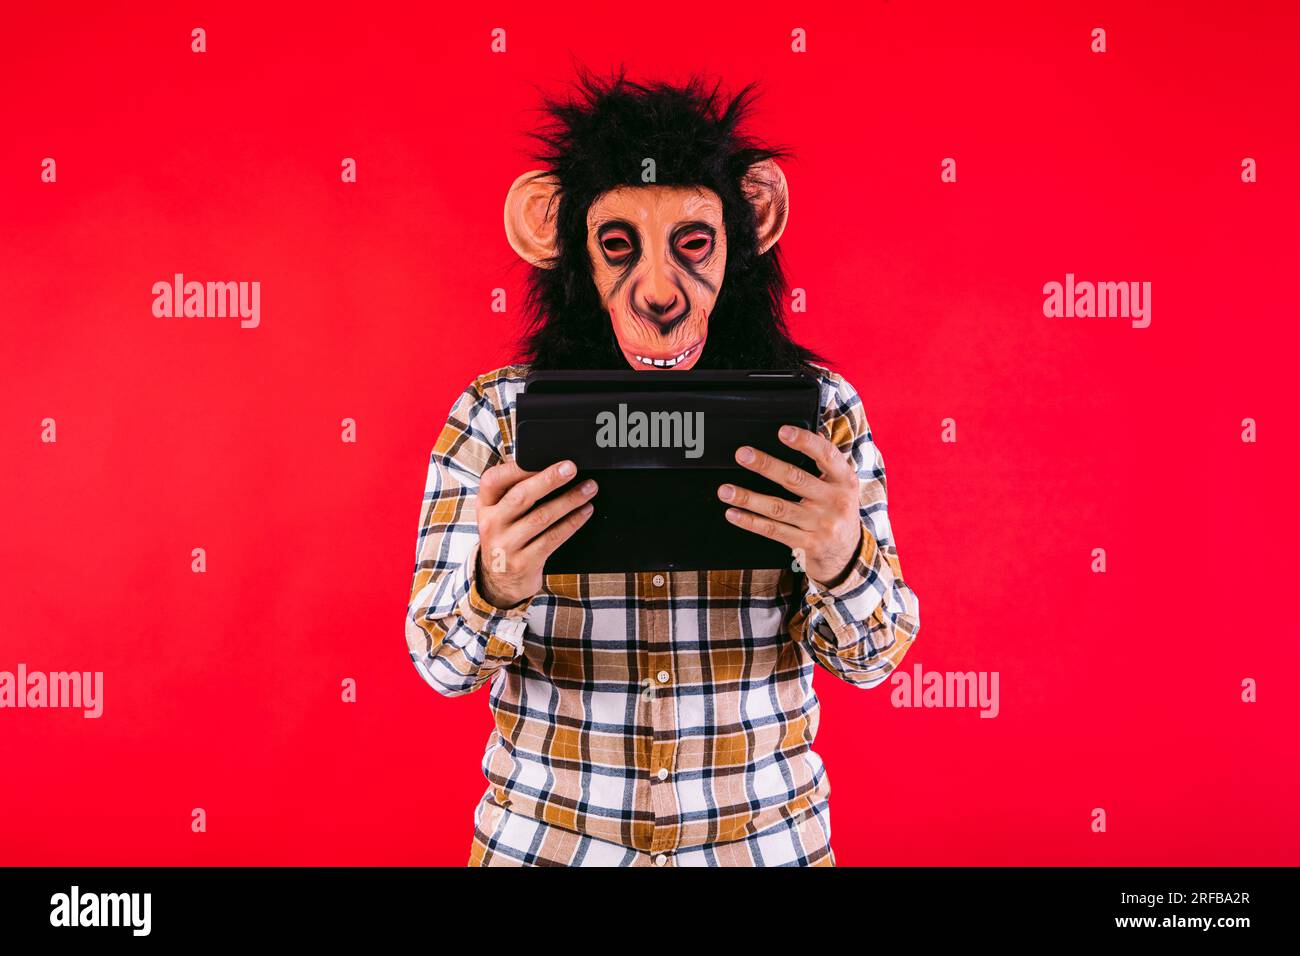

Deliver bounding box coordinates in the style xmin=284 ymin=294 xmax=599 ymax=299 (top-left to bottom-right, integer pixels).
xmin=457 ymin=543 xmax=533 ymax=655
xmin=804 ymin=524 xmax=885 ymax=637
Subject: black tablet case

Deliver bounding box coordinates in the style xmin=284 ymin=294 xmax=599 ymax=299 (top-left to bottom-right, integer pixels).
xmin=514 ymin=369 xmax=821 ymax=573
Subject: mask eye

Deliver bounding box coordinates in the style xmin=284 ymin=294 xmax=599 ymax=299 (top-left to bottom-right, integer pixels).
xmin=600 ymin=229 xmax=634 ymax=261
xmin=675 ymin=229 xmax=713 ymax=262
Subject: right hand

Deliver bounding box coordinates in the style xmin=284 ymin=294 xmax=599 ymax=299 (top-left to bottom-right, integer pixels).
xmin=475 ymin=459 xmax=598 ymax=608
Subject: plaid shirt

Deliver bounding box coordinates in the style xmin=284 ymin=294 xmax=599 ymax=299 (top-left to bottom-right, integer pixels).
xmin=406 ymin=364 xmax=920 ymax=866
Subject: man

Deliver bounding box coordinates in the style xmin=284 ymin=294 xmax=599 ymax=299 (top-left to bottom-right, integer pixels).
xmin=406 ymin=71 xmax=920 ymax=866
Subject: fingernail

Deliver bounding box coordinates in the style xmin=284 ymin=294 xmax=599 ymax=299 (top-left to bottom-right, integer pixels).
xmin=719 ymin=484 xmax=735 ymax=500
xmin=580 ymin=502 xmax=594 ymax=516
xmin=737 ymin=447 xmax=755 ymax=464
xmin=725 ymin=508 xmax=740 ymax=521
xmin=558 ymin=461 xmax=575 ymax=477
xmin=581 ymin=479 xmax=597 ymax=495
xmin=779 ymin=425 xmax=796 ymax=441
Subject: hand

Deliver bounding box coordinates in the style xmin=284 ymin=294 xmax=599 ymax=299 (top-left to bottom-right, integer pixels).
xmin=718 ymin=425 xmax=863 ymax=588
xmin=476 ymin=459 xmax=598 ymax=607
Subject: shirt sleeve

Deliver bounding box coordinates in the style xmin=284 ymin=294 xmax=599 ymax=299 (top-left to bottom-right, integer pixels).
xmin=405 ymin=376 xmax=533 ymax=697
xmin=787 ymin=373 xmax=920 ymax=688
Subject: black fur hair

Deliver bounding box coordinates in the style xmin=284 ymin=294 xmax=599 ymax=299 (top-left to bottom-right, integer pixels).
xmin=516 ymin=67 xmax=824 ymax=371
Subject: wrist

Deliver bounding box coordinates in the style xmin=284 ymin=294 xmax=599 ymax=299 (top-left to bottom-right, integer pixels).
xmin=812 ymin=525 xmax=864 ymax=591
xmin=475 ymin=552 xmax=530 ymax=610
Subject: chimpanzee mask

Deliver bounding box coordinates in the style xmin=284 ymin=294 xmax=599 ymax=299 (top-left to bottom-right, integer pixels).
xmin=502 ymin=72 xmax=819 ymax=372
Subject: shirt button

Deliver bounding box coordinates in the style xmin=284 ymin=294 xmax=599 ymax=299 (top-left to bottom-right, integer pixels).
xmin=652 ymin=574 xmax=665 ymax=587
xmin=656 ymin=767 xmax=669 ymax=781
xmin=654 ymin=854 xmax=669 ymax=867
xmin=656 ymin=670 xmax=670 ymax=684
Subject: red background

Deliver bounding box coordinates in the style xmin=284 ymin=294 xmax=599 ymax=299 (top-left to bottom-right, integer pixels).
xmin=2 ymin=1 xmax=1297 ymax=865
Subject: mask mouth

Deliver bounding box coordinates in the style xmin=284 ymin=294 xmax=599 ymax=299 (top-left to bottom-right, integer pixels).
xmin=629 ymin=340 xmax=702 ymax=368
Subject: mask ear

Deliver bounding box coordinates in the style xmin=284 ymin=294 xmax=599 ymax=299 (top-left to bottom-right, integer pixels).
xmin=504 ymin=170 xmax=562 ymax=268
xmin=742 ymin=159 xmax=790 ymax=255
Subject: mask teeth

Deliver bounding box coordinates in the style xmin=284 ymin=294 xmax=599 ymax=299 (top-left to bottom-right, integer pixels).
xmin=634 ymin=345 xmax=695 ymax=368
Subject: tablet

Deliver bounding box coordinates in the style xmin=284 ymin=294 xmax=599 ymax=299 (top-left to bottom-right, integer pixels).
xmin=514 ymin=369 xmax=821 ymax=573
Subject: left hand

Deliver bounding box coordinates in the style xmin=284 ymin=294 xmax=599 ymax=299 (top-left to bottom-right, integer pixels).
xmin=719 ymin=425 xmax=864 ymax=588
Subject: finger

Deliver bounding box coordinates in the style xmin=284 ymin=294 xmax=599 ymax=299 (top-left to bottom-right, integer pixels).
xmin=734 ymin=445 xmax=831 ymax=500
xmin=717 ymin=482 xmax=817 ymax=531
xmin=478 ymin=460 xmax=534 ymax=507
xmin=778 ymin=425 xmax=854 ymax=483
xmin=505 ymin=479 xmax=599 ymax=550
xmin=524 ymin=500 xmax=595 ymax=560
xmin=723 ymin=506 xmax=804 ymax=549
xmin=496 ymin=459 xmax=578 ymax=520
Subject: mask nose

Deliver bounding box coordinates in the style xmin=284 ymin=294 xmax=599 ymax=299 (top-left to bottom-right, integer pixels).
xmin=633 ymin=264 xmax=685 ymax=330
